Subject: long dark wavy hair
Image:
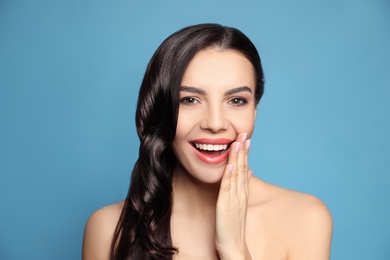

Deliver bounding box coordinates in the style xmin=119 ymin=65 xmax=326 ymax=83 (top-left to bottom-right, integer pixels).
xmin=110 ymin=23 xmax=265 ymax=260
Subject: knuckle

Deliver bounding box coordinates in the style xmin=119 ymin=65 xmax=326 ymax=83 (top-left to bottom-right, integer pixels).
xmin=238 ymin=164 xmax=247 ymax=172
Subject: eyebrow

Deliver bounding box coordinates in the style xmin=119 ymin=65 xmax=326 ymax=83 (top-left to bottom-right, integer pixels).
xmin=180 ymin=86 xmax=206 ymax=95
xmin=224 ymin=86 xmax=252 ymax=96
xmin=180 ymin=86 xmax=252 ymax=96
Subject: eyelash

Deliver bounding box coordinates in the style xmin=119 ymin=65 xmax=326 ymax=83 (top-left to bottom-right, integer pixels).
xmin=179 ymin=97 xmax=248 ymax=106
xmin=179 ymin=97 xmax=200 ymax=104
xmin=228 ymin=97 xmax=248 ymax=106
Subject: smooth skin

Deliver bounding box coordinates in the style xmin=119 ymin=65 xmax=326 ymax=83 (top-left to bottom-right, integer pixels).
xmin=83 ymin=48 xmax=332 ymax=260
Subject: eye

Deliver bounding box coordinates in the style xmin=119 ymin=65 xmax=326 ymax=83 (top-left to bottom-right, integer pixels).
xmin=228 ymin=97 xmax=248 ymax=106
xmin=179 ymin=97 xmax=200 ymax=105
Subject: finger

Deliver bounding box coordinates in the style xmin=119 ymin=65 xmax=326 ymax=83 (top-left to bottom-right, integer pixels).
xmin=229 ymin=141 xmax=240 ymax=195
xmin=217 ymin=163 xmax=234 ymax=207
xmin=219 ymin=137 xmax=240 ymax=203
xmin=244 ymin=139 xmax=251 ymax=192
xmin=246 ymin=169 xmax=253 ymax=195
xmin=237 ymin=133 xmax=248 ymax=194
xmin=247 ymin=169 xmax=253 ymax=179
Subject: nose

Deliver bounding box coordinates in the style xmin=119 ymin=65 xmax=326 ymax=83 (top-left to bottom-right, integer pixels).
xmin=199 ymin=104 xmax=228 ymax=132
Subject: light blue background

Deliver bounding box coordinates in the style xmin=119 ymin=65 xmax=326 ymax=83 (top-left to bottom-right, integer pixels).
xmin=1 ymin=1 xmax=389 ymax=259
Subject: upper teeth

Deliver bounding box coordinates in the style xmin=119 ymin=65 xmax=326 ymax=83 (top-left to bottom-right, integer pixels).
xmin=194 ymin=143 xmax=228 ymax=151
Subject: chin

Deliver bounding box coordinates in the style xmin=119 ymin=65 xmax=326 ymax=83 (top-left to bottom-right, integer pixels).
xmin=188 ymin=164 xmax=226 ymax=185
xmin=173 ymin=149 xmax=228 ymax=185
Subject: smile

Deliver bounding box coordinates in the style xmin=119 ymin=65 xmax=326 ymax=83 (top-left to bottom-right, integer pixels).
xmin=194 ymin=143 xmax=229 ymax=154
xmin=190 ymin=138 xmax=233 ymax=164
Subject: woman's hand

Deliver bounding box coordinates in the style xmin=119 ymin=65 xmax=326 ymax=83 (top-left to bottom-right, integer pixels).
xmin=215 ymin=132 xmax=252 ymax=260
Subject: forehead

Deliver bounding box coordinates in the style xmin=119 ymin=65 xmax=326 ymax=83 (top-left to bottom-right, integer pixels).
xmin=181 ymin=48 xmax=256 ymax=90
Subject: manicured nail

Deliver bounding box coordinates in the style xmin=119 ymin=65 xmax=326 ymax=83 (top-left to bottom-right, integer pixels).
xmin=241 ymin=133 xmax=247 ymax=142
xmin=228 ymin=164 xmax=234 ymax=173
xmin=235 ymin=142 xmax=241 ymax=152
xmin=245 ymin=139 xmax=251 ymax=150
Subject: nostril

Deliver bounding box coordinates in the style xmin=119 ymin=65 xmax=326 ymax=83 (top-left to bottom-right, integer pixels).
xmin=199 ymin=116 xmax=229 ymax=132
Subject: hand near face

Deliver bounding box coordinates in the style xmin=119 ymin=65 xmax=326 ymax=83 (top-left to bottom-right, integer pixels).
xmin=215 ymin=132 xmax=252 ymax=260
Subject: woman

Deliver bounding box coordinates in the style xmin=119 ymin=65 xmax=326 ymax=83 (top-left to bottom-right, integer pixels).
xmin=83 ymin=23 xmax=332 ymax=260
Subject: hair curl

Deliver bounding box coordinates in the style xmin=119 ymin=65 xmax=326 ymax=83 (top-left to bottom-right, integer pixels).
xmin=111 ymin=23 xmax=264 ymax=260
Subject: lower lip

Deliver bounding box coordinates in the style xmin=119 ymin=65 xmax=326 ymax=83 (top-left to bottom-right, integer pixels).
xmin=192 ymin=145 xmax=231 ymax=164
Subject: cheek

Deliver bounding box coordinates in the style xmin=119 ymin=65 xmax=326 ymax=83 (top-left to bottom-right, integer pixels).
xmin=173 ymin=111 xmax=195 ymax=146
xmin=175 ymin=113 xmax=189 ymax=136
xmin=230 ymin=110 xmax=256 ymax=135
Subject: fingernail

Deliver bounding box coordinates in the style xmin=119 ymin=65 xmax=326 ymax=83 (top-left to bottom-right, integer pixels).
xmin=228 ymin=164 xmax=234 ymax=173
xmin=245 ymin=139 xmax=251 ymax=150
xmin=241 ymin=133 xmax=247 ymax=142
xmin=235 ymin=142 xmax=241 ymax=152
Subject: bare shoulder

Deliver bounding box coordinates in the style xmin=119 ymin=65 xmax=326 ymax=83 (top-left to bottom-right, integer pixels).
xmin=249 ymin=177 xmax=332 ymax=223
xmin=82 ymin=201 xmax=125 ymax=260
xmin=248 ymin=178 xmax=332 ymax=259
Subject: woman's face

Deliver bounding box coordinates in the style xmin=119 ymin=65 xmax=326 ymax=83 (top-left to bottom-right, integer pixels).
xmin=172 ymin=48 xmax=257 ymax=183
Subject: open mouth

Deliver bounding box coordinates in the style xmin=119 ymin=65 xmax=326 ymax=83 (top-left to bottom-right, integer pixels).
xmin=192 ymin=142 xmax=232 ymax=156
xmin=190 ymin=139 xmax=233 ymax=164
